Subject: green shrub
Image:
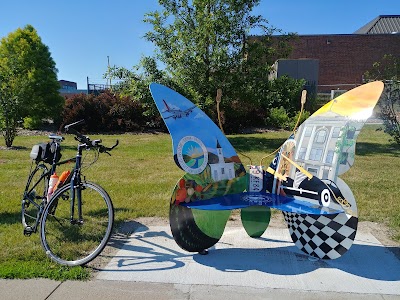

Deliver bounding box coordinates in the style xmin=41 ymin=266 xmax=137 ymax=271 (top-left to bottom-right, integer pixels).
xmin=23 ymin=117 xmax=42 ymax=130
xmin=267 ymin=107 xmax=290 ymax=129
xmin=289 ymin=110 xmax=311 ymax=131
xmin=266 ymin=107 xmax=311 ymax=130
xmin=223 ymin=101 xmax=266 ymax=133
xmin=264 ymin=76 xmax=306 ymax=114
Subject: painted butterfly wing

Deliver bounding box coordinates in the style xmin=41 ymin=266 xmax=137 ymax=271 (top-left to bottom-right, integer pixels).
xmin=277 ymin=81 xmax=384 ymax=259
xmin=149 ymin=83 xmax=247 ymax=191
xmin=295 ymin=81 xmax=384 ymax=179
xmin=150 ymin=83 xmax=247 ymax=252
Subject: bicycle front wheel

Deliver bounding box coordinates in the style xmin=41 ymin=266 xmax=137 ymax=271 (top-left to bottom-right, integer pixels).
xmin=40 ymin=181 xmax=114 ymax=266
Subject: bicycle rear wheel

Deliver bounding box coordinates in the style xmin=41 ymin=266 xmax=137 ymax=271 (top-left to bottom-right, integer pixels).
xmin=22 ymin=164 xmax=48 ymax=234
xmin=40 ymin=181 xmax=114 ymax=266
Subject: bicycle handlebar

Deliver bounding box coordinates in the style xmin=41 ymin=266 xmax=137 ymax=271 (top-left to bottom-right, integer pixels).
xmin=64 ymin=120 xmax=89 ymax=143
xmin=99 ymin=140 xmax=119 ymax=155
xmin=64 ymin=120 xmax=118 ymax=155
xmin=64 ymin=120 xmax=85 ymax=131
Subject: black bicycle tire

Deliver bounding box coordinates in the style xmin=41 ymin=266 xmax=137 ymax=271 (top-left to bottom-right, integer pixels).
xmin=39 ymin=181 xmax=114 ymax=266
xmin=22 ymin=163 xmax=49 ymax=230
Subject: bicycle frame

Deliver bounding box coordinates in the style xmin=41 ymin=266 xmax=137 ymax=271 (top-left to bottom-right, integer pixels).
xmin=22 ymin=152 xmax=75 ymax=235
xmin=69 ymin=143 xmax=85 ymax=224
xmin=22 ymin=165 xmax=48 ymax=234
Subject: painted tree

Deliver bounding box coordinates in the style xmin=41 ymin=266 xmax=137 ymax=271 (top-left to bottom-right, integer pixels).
xmin=0 ymin=25 xmax=64 ymax=147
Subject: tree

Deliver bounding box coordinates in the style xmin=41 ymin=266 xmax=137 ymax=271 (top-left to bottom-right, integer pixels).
xmin=0 ymin=25 xmax=64 ymax=147
xmin=378 ymin=80 xmax=400 ymax=145
xmin=106 ymin=56 xmax=173 ymax=129
xmin=142 ymin=0 xmax=296 ymax=131
xmin=364 ymin=55 xmax=400 ymax=145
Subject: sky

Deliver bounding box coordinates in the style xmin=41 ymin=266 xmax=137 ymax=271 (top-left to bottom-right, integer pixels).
xmin=0 ymin=0 xmax=399 ymax=89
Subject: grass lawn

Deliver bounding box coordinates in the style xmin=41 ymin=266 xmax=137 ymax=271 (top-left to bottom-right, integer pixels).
xmin=0 ymin=124 xmax=399 ymax=280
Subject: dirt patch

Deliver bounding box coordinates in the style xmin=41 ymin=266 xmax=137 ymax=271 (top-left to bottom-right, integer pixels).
xmin=358 ymin=221 xmax=400 ymax=259
xmin=0 ymin=145 xmax=27 ymax=150
xmin=17 ymin=128 xmax=55 ymax=136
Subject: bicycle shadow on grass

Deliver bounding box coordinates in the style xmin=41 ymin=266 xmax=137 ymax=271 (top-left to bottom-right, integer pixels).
xmin=97 ymin=222 xmax=400 ymax=281
xmin=0 ymin=211 xmax=22 ymax=226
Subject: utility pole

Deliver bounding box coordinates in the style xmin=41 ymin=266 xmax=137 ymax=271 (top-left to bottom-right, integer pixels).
xmin=107 ymin=56 xmax=111 ymax=87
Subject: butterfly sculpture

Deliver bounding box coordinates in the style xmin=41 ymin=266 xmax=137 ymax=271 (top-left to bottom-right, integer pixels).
xmin=149 ymin=81 xmax=384 ymax=259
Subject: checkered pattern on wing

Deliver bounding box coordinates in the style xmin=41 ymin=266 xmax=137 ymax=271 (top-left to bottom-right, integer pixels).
xmin=283 ymin=212 xmax=358 ymax=259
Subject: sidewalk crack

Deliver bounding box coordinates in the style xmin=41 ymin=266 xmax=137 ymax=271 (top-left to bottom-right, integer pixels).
xmin=44 ymin=281 xmax=63 ymax=300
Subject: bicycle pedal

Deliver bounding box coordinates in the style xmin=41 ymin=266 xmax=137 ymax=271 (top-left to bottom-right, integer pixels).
xmin=23 ymin=226 xmax=34 ymax=236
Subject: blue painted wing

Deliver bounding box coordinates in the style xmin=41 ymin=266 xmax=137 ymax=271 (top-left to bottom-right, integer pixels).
xmin=150 ymin=83 xmax=247 ymax=253
xmin=150 ymin=83 xmax=247 ymax=202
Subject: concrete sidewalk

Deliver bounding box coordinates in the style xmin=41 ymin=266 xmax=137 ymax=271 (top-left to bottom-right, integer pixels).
xmin=1 ymin=223 xmax=399 ymax=300
xmin=2 ymin=278 xmax=400 ymax=300
xmin=97 ymin=225 xmax=400 ymax=294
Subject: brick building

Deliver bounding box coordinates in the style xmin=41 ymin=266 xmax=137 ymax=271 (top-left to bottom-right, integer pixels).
xmin=270 ymin=15 xmax=400 ymax=92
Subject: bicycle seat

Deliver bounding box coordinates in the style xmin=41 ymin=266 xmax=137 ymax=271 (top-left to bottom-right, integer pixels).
xmin=49 ymin=134 xmax=64 ymax=142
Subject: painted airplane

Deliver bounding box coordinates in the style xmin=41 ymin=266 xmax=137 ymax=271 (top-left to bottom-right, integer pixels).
xmin=150 ymin=81 xmax=384 ymax=260
xmin=162 ymin=99 xmax=196 ymax=119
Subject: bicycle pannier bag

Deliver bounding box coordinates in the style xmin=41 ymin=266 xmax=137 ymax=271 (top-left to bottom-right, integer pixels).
xmin=30 ymin=142 xmax=61 ymax=164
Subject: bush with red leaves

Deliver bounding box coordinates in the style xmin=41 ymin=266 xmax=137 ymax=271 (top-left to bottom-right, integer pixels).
xmin=60 ymin=91 xmax=150 ymax=132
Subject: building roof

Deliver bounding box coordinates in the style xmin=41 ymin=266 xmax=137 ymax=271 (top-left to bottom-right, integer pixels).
xmin=354 ymin=15 xmax=400 ymax=34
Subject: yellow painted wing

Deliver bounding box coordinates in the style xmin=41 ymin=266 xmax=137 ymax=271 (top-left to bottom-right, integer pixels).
xmin=313 ymin=81 xmax=384 ymax=119
xmin=293 ymin=81 xmax=384 ymax=180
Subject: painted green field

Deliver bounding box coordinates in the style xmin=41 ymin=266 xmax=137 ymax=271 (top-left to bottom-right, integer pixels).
xmin=0 ymin=124 xmax=399 ymax=279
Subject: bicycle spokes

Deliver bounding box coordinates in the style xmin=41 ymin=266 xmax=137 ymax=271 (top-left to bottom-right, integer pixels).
xmin=40 ymin=182 xmax=113 ymax=266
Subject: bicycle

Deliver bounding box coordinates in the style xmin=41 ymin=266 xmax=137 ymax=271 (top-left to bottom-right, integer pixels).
xmin=21 ymin=120 xmax=118 ymax=266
